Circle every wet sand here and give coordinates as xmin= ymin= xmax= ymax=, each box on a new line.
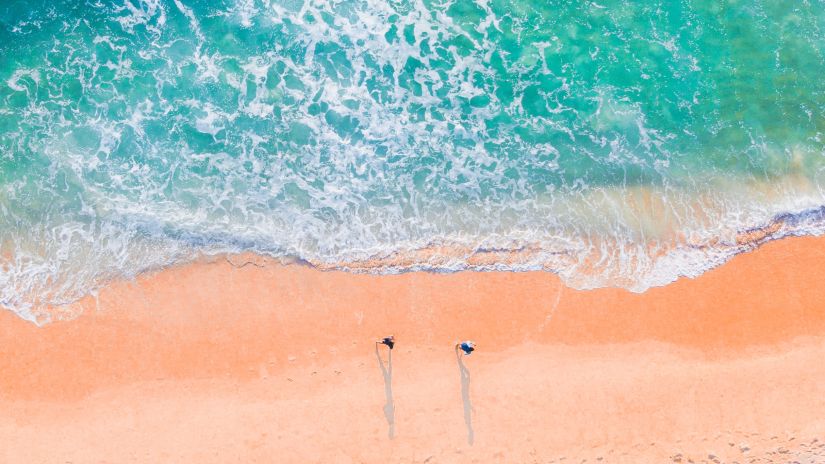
xmin=2 ymin=236 xmax=825 ymax=462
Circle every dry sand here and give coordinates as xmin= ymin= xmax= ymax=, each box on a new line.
xmin=2 ymin=236 xmax=825 ymax=463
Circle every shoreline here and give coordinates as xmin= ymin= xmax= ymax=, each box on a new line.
xmin=2 ymin=235 xmax=825 ymax=462
xmin=6 ymin=198 xmax=825 ymax=326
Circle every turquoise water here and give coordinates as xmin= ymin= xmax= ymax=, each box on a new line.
xmin=2 ymin=0 xmax=825 ymax=322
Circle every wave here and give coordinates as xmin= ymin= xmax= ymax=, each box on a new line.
xmin=3 ymin=181 xmax=825 ymax=325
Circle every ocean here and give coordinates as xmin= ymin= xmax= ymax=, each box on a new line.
xmin=2 ymin=0 xmax=825 ymax=323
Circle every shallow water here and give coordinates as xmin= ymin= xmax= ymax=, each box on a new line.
xmin=2 ymin=0 xmax=825 ymax=322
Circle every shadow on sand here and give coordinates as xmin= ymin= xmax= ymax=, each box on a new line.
xmin=375 ymin=344 xmax=395 ymax=439
xmin=456 ymin=349 xmax=474 ymax=445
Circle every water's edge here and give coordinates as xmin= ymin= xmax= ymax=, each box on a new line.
xmin=7 ymin=203 xmax=823 ymax=327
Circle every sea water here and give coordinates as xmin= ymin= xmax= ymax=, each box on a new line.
xmin=2 ymin=0 xmax=825 ymax=323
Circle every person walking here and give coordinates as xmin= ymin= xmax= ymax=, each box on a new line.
xmin=456 ymin=340 xmax=476 ymax=355
xmin=377 ymin=335 xmax=395 ymax=350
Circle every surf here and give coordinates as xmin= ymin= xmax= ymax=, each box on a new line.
xmin=2 ymin=0 xmax=825 ymax=322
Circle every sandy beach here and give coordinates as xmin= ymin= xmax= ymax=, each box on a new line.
xmin=2 ymin=236 xmax=825 ymax=463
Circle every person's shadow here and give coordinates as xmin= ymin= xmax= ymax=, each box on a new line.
xmin=456 ymin=348 xmax=474 ymax=445
xmin=375 ymin=344 xmax=395 ymax=439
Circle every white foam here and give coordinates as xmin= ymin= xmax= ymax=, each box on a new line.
xmin=6 ymin=69 xmax=40 ymax=92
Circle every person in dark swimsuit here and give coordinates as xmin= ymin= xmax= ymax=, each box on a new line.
xmin=377 ymin=335 xmax=395 ymax=350
xmin=456 ymin=340 xmax=476 ymax=355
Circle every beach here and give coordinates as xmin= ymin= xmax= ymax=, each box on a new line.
xmin=1 ymin=235 xmax=824 ymax=463
xmin=5 ymin=1 xmax=825 ymax=462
